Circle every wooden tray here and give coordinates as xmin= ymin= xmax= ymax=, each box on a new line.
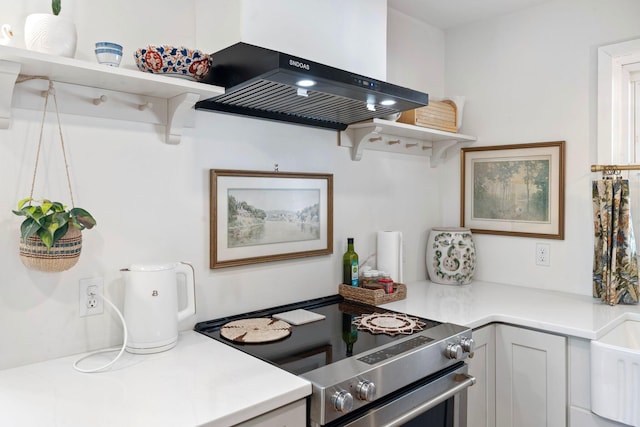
xmin=339 ymin=283 xmax=407 ymax=306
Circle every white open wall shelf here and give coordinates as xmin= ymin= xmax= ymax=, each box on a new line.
xmin=340 ymin=118 xmax=477 ymax=167
xmin=0 ymin=45 xmax=224 ymax=144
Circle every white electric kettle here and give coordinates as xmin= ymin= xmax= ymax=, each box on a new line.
xmin=121 ymin=262 xmax=195 ymax=354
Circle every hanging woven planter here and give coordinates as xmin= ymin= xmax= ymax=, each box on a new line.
xmin=19 ymin=225 xmax=82 ymax=272
xmin=12 ymin=79 xmax=96 ymax=273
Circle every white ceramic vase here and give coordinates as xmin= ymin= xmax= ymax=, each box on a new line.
xmin=24 ymin=13 xmax=77 ymax=58
xmin=426 ymin=227 xmax=476 ymax=285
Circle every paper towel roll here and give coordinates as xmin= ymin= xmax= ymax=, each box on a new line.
xmin=377 ymin=231 xmax=403 ymax=283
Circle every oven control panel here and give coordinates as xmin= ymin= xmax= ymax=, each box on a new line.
xmin=305 ymin=323 xmax=474 ymax=426
xmin=357 ymin=336 xmax=433 ymax=364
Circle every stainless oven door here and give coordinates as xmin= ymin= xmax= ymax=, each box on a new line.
xmin=341 ymin=365 xmax=475 ymax=427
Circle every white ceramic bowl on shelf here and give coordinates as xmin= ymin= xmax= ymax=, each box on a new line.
xmin=94 ymin=48 xmax=122 ymax=67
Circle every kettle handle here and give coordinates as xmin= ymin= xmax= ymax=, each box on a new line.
xmin=176 ymin=261 xmax=196 ymax=322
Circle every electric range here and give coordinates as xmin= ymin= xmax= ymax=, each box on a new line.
xmin=195 ymin=295 xmax=475 ymax=426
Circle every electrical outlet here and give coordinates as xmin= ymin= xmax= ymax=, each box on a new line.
xmin=536 ymin=243 xmax=550 ymax=266
xmin=79 ymin=277 xmax=104 ymax=317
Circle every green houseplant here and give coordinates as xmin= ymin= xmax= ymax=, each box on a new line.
xmin=13 ymin=197 xmax=96 ymax=250
xmin=13 ymin=198 xmax=96 ymax=272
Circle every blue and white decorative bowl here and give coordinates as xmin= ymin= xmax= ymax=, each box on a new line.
xmin=95 ymin=48 xmax=122 ymax=67
xmin=133 ymin=45 xmax=211 ymax=80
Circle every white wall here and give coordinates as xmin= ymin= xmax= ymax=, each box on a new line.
xmin=4 ymin=0 xmax=635 ymax=372
xmin=0 ymin=1 xmax=443 ymax=370
xmin=441 ymin=0 xmax=640 ymax=294
xmin=196 ymin=0 xmax=388 ymax=79
xmin=0 ymin=0 xmax=197 ymax=65
xmin=387 ymin=8 xmax=445 ymax=97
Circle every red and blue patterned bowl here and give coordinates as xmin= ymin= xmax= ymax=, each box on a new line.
xmin=133 ymin=45 xmax=211 ymax=80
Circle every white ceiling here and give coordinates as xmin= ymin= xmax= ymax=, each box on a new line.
xmin=387 ymin=0 xmax=553 ymax=29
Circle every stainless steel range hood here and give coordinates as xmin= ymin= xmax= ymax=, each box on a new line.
xmin=196 ymin=42 xmax=428 ymax=131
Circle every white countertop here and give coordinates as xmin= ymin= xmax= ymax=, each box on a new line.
xmin=4 ymin=280 xmax=639 ymax=426
xmin=381 ymin=280 xmax=640 ymax=340
xmin=0 ymin=331 xmax=311 ymax=427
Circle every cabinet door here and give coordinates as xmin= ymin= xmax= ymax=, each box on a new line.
xmin=467 ymin=325 xmax=496 ymax=427
xmin=496 ymin=325 xmax=566 ymax=427
xmin=238 ymin=399 xmax=306 ymax=426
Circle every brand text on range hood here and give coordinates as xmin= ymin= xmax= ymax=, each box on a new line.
xmin=196 ymin=43 xmax=429 ymax=131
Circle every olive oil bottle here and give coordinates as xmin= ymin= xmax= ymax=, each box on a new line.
xmin=343 ymin=238 xmax=359 ymax=287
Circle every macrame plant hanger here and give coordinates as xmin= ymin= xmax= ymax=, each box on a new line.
xmin=30 ymin=80 xmax=76 ymax=207
xmin=18 ymin=80 xmax=84 ymax=272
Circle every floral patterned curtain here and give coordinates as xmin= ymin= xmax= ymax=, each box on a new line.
xmin=593 ymin=178 xmax=639 ymax=305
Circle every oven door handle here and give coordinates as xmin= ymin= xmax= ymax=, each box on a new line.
xmin=384 ymin=373 xmax=476 ymax=427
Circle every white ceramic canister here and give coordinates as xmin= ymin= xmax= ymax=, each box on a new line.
xmin=426 ymin=227 xmax=476 ymax=285
xmin=24 ymin=13 xmax=77 ymax=57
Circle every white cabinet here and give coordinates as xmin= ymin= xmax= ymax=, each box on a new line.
xmin=468 ymin=325 xmax=496 ymax=427
xmin=468 ymin=324 xmax=567 ymax=427
xmin=236 ymin=399 xmax=306 ymax=427
xmin=496 ymin=324 xmax=567 ymax=427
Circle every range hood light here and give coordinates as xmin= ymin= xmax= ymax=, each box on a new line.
xmin=297 ymin=79 xmax=316 ymax=87
xmin=380 ymin=99 xmax=396 ymax=106
xmin=297 ymin=88 xmax=309 ymax=97
xmin=366 ymin=103 xmax=376 ymax=112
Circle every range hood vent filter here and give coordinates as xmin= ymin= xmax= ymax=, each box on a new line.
xmin=196 ymin=43 xmax=428 ymax=131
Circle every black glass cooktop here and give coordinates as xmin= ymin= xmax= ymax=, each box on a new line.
xmin=194 ymin=295 xmax=441 ymax=375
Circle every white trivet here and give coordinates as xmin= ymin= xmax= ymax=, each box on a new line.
xmin=220 ymin=318 xmax=292 ymax=343
xmin=353 ymin=313 xmax=427 ymax=336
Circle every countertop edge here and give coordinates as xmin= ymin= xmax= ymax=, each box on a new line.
xmin=380 ymin=280 xmax=640 ymax=341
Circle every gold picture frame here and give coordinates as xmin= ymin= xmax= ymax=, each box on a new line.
xmin=210 ymin=169 xmax=333 ymax=268
xmin=460 ymin=141 xmax=565 ymax=239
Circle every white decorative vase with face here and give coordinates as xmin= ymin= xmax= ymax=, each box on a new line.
xmin=426 ymin=227 xmax=476 ymax=285
xmin=24 ymin=13 xmax=77 ymax=58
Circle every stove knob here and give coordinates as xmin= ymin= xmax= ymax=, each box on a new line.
xmin=356 ymin=380 xmax=376 ymax=402
xmin=445 ymin=343 xmax=463 ymax=360
xmin=461 ymin=337 xmax=476 ymax=353
xmin=331 ymin=390 xmax=354 ymax=413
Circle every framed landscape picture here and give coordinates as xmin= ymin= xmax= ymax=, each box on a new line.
xmin=460 ymin=141 xmax=565 ymax=239
xmin=210 ymin=169 xmax=333 ymax=268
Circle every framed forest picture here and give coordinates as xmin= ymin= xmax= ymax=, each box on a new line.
xmin=460 ymin=141 xmax=565 ymax=239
